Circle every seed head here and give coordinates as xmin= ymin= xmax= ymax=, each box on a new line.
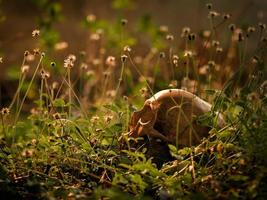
xmin=105 ymin=56 xmax=116 ymax=67
xmin=1 ymin=107 xmax=10 ymax=116
xmin=228 ymin=24 xmax=236 ymax=32
xmin=212 ymin=40 xmax=220 ymax=47
xmin=121 ymin=19 xmax=128 ymax=26
xmin=172 ymin=55 xmax=179 ymax=65
xmin=80 ymin=62 xmax=88 ymax=70
xmin=166 ymin=34 xmax=174 ymax=41
xmin=223 ymin=13 xmax=231 ymax=20
xmin=40 ymin=69 xmax=50 ymax=79
xmin=0 ymin=57 xmax=2 ymax=63
xmin=181 ymin=27 xmax=191 ymax=38
xmin=121 ymin=54 xmax=128 ymax=62
xmin=184 ymin=50 xmax=193 ymax=58
xmin=21 ymin=65 xmax=30 ymax=74
xmin=209 ymin=11 xmax=220 ymax=18
xmin=208 ymin=60 xmax=216 ymax=67
xmin=33 ymin=48 xmax=40 ymax=55
xmin=159 ymin=52 xmax=165 ymax=58
xmin=55 ymin=42 xmax=68 ymax=50
xmin=32 ymin=29 xmax=40 ymax=37
xmin=24 ymin=50 xmax=30 ymax=57
xmin=64 ymin=54 xmax=76 ymax=68
xmin=206 ymin=3 xmax=212 ymax=10
xmin=50 ymin=62 xmax=56 ymax=67
xmin=203 ymin=30 xmax=211 ymax=38
xmin=216 ymin=47 xmax=223 ymax=53
xmin=258 ymin=22 xmax=266 ymax=30
xmin=123 ymin=45 xmax=131 ymax=52
xmin=188 ymin=33 xmax=196 ymax=41
xmin=159 ymin=25 xmax=168 ymax=33
xmin=238 ymin=32 xmax=244 ymax=42
xmin=90 ymin=33 xmax=101 ymax=41
xmin=52 ymin=81 xmax=59 ymax=89
xmin=86 ymin=14 xmax=96 ymax=22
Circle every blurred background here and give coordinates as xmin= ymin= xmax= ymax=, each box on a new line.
xmin=0 ymin=0 xmax=266 ymax=105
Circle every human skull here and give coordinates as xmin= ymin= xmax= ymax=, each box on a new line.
xmin=128 ymin=89 xmax=224 ymax=147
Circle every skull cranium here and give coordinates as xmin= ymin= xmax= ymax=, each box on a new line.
xmin=128 ymin=89 xmax=224 ymax=147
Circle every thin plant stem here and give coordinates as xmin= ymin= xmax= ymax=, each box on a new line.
xmin=14 ymin=55 xmax=43 ymax=124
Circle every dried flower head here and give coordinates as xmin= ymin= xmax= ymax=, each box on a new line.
xmin=188 ymin=33 xmax=196 ymax=41
xmin=80 ymin=62 xmax=88 ymax=70
xmin=105 ymin=56 xmax=116 ymax=67
xmin=246 ymin=26 xmax=256 ymax=37
xmin=90 ymin=33 xmax=101 ymax=41
xmin=32 ymin=29 xmax=40 ymax=37
xmin=228 ymin=24 xmax=236 ymax=32
xmin=40 ymin=69 xmax=50 ymax=79
xmin=159 ymin=52 xmax=166 ymax=58
xmin=206 ymin=3 xmax=212 ymax=10
xmin=86 ymin=70 xmax=95 ymax=77
xmin=0 ymin=57 xmax=2 ymax=63
xmin=166 ymin=34 xmax=174 ymax=41
xmin=159 ymin=25 xmax=169 ymax=33
xmin=92 ymin=58 xmax=101 ymax=66
xmin=212 ymin=40 xmax=220 ymax=47
xmin=216 ymin=47 xmax=223 ymax=53
xmin=52 ymin=81 xmax=59 ymax=89
xmin=1 ymin=107 xmax=10 ymax=116
xmin=208 ymin=60 xmax=216 ymax=67
xmin=184 ymin=50 xmax=193 ymax=58
xmin=121 ymin=19 xmax=128 ymax=26
xmin=55 ymin=41 xmax=68 ymax=50
xmin=203 ymin=30 xmax=211 ymax=38
xmin=50 ymin=62 xmax=56 ymax=67
xmin=33 ymin=48 xmax=40 ymax=55
xmin=223 ymin=13 xmax=231 ymax=20
xmin=64 ymin=54 xmax=76 ymax=68
xmin=209 ymin=11 xmax=220 ymax=18
xmin=86 ymin=14 xmax=96 ymax=22
xmin=238 ymin=32 xmax=244 ymax=42
xmin=121 ymin=54 xmax=128 ymax=62
xmin=21 ymin=65 xmax=30 ymax=74
xmin=181 ymin=27 xmax=191 ymax=37
xmin=123 ymin=45 xmax=131 ymax=52
xmin=172 ymin=55 xmax=179 ymax=65
xmin=258 ymin=22 xmax=266 ymax=30
xmin=24 ymin=50 xmax=30 ymax=57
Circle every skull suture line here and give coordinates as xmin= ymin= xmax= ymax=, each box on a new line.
xmin=128 ymin=89 xmax=224 ymax=147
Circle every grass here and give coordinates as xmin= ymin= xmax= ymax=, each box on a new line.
xmin=0 ymin=2 xmax=267 ymax=199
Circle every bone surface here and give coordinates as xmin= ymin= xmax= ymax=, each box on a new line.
xmin=129 ymin=89 xmax=224 ymax=147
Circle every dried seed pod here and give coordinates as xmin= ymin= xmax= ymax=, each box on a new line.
xmin=128 ymin=89 xmax=224 ymax=147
